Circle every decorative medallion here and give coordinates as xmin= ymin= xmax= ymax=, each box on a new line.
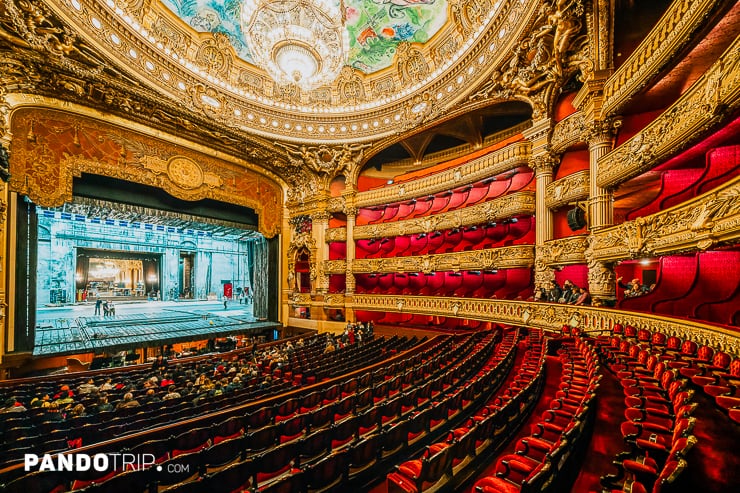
xmin=167 ymin=156 xmax=204 ymax=190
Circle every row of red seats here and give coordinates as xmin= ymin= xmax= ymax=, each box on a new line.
xmin=356 ymin=168 xmax=534 ymax=227
xmin=355 ymin=216 xmax=534 ymax=259
xmin=626 ymin=144 xmax=739 ymax=220
xmin=3 ymin=333 xmax=491 ymax=492
xmin=618 ymin=250 xmax=739 ymax=326
xmin=474 ymin=337 xmax=601 ymax=493
xmin=385 ymin=329 xmax=530 ymax=492
xmin=600 ymin=335 xmax=698 ymax=493
xmin=594 ymin=323 xmax=739 ymax=421
xmin=355 ymin=268 xmax=533 ymax=300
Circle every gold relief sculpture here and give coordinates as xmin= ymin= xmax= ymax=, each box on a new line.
xmin=602 ymin=0 xmax=726 ymax=117
xmin=349 ymin=295 xmax=740 ymax=357
xmin=539 ymin=236 xmax=588 ymax=266
xmin=336 ymin=67 xmax=366 ymax=105
xmin=550 ymin=111 xmax=585 ymax=152
xmin=450 ymin=0 xmax=492 ymax=36
xmin=598 ymin=38 xmax=740 ymax=188
xmin=195 ymin=33 xmax=233 ymax=78
xmin=356 ymin=142 xmax=531 ymax=208
xmin=354 ymin=191 xmax=535 ymax=239
xmin=591 ymin=176 xmax=740 ymax=262
xmin=323 ymin=260 xmax=347 ymax=275
xmin=545 ymin=170 xmax=589 ymax=209
xmin=323 ymin=294 xmax=346 ymax=307
xmin=325 ymin=227 xmax=347 ymax=243
xmin=534 ymin=249 xmax=556 ymax=291
xmin=275 ymin=142 xmax=372 ymax=178
xmin=349 ymin=245 xmax=534 ymax=274
xmin=396 ymin=42 xmax=430 ymax=87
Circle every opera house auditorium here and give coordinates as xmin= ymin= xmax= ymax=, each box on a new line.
xmin=0 ymin=0 xmax=738 ymax=492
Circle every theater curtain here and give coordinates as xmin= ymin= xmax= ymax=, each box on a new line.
xmin=252 ymin=237 xmax=269 ymax=319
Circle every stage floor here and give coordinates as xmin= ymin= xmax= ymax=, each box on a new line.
xmin=33 ymin=300 xmax=279 ymax=356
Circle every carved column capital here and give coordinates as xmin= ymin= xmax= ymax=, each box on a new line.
xmin=585 ymin=235 xmax=616 ymax=301
xmin=583 ymin=117 xmax=622 ymax=147
xmin=531 ymin=152 xmax=559 ymax=177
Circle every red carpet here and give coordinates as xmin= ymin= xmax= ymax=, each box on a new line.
xmin=570 ymin=364 xmax=626 ymax=492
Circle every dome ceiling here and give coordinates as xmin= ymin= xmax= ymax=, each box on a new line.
xmin=49 ymin=0 xmax=538 ymax=145
xmin=161 ymin=0 xmax=449 ymax=75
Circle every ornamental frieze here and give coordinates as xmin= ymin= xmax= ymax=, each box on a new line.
xmin=550 ymin=111 xmax=585 ymax=153
xmin=349 ymin=295 xmax=740 ymax=356
xmin=325 ymin=228 xmax=347 ymax=243
xmin=348 ymin=245 xmax=534 ymax=274
xmin=324 ymin=260 xmax=347 ymax=275
xmin=355 ymin=142 xmax=531 ymax=208
xmin=538 ymin=236 xmax=588 ymax=266
xmin=323 ymin=294 xmax=346 ymax=308
xmin=602 ymin=0 xmax=728 ymax=117
xmin=545 ymin=170 xmax=589 ymax=209
xmin=6 ymin=108 xmax=282 ymax=237
xmin=598 ymin=38 xmax=740 ymax=188
xmin=590 ymin=175 xmax=740 ymax=262
xmin=354 ymin=191 xmax=535 ymax=240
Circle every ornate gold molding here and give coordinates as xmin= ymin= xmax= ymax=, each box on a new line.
xmin=6 ymin=107 xmax=283 ymax=237
xmin=539 ymin=236 xmax=589 ymax=266
xmin=324 ymin=260 xmax=347 ymax=275
xmin=349 ymin=295 xmax=740 ymax=356
xmin=602 ymin=0 xmax=728 ymax=117
xmin=598 ymin=37 xmax=740 ymax=188
xmin=545 ymin=170 xmax=590 ymax=209
xmin=346 ymin=245 xmax=534 ymax=274
xmin=325 ymin=227 xmax=347 ymax=243
xmin=550 ymin=111 xmax=586 ymax=153
xmin=323 ymin=294 xmax=347 ymax=308
xmin=353 ymin=191 xmax=535 ymax=240
xmin=590 ymin=174 xmax=740 ymax=262
xmin=355 ymin=142 xmax=531 ymax=208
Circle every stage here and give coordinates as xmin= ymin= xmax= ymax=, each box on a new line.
xmin=33 ymin=300 xmax=280 ymax=357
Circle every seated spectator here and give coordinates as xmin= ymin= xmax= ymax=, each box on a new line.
xmin=618 ymin=277 xmax=645 ymax=298
xmin=142 ymin=388 xmax=161 ymax=404
xmin=53 ymin=384 xmax=74 ymax=400
xmin=573 ymin=287 xmax=591 ymax=306
xmin=45 ymin=402 xmax=65 ymax=421
xmin=547 ymin=280 xmax=562 ymax=302
xmin=77 ymin=378 xmax=98 ymax=395
xmin=160 ymin=374 xmax=175 ymax=387
xmin=99 ymin=378 xmax=113 ymax=391
xmin=162 ymin=385 xmax=181 ymax=401
xmin=96 ymin=394 xmax=113 ymax=413
xmin=151 ymin=355 xmax=168 ymax=371
xmin=1 ymin=397 xmax=26 ymax=413
xmin=68 ymin=403 xmax=85 ymax=418
xmin=116 ymin=392 xmax=140 ymax=410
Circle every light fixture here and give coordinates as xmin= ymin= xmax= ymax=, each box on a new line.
xmin=241 ymin=0 xmax=348 ymax=90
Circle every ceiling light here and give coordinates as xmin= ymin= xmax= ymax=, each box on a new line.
xmin=241 ymin=0 xmax=348 ymax=91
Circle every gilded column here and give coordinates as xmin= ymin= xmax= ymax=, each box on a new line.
xmin=532 ymin=153 xmax=557 ymax=246
xmin=343 ymin=198 xmax=357 ymax=323
xmin=312 ymin=209 xmax=331 ymax=296
xmin=587 ymin=120 xmax=619 ymax=230
xmin=343 ymin=198 xmax=357 ymax=296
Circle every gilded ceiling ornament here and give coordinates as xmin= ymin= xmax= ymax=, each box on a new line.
xmin=195 ymin=33 xmax=233 ymax=78
xmin=449 ymin=0 xmax=492 ymax=36
xmin=396 ymin=42 xmax=430 ymax=87
xmin=275 ymin=142 xmax=371 ymax=178
xmin=336 ymin=66 xmax=366 ymax=105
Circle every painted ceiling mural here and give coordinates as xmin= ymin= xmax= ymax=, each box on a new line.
xmin=160 ymin=0 xmax=449 ymax=74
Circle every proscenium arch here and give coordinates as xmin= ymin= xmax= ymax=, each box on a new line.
xmin=5 ymin=100 xmax=284 ymax=238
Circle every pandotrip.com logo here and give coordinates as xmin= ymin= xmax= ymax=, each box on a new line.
xmin=25 ymin=453 xmax=162 ymax=472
